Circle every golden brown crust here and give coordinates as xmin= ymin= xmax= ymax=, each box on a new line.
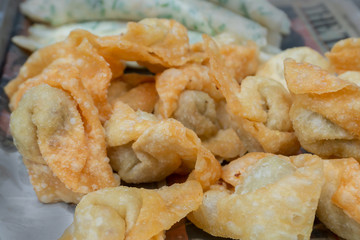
xmin=188 ymin=153 xmax=324 ymax=239
xmin=326 ymin=38 xmax=360 ymax=73
xmin=105 ymin=101 xmax=221 ymax=189
xmin=10 ymin=82 xmax=118 ymax=199
xmin=60 ymin=181 xmax=203 ymax=240
xmin=257 ymin=47 xmax=330 ymax=91
xmin=204 ymin=35 xmax=299 ymax=155
xmin=317 ymin=159 xmax=360 ymax=240
xmin=285 ymin=59 xmax=360 ymax=160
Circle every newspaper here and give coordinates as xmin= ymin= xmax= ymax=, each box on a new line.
xmin=272 ymin=0 xmax=360 ymax=53
xmin=1 ymin=0 xmax=359 ymax=240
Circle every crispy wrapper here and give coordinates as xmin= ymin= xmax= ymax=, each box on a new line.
xmin=256 ymin=47 xmax=330 ymax=91
xmin=339 ymin=71 xmax=360 ymax=86
xmin=219 ymin=43 xmax=259 ymax=83
xmin=6 ymin=30 xmax=125 ymax=121
xmin=60 ymin=180 xmax=203 ymax=240
xmin=204 ymin=35 xmax=299 ymax=155
xmin=23 ymin=159 xmax=83 ymax=203
xmin=317 ymin=159 xmax=360 ymax=240
xmin=285 ymin=59 xmax=360 ymax=159
xmin=6 ymin=18 xmax=203 ymax=119
xmin=188 ymin=153 xmax=324 ymax=239
xmin=99 ymin=19 xmax=205 ymax=70
xmin=203 ymin=128 xmax=246 ymax=160
xmin=10 ymin=74 xmax=118 ymax=201
xmin=155 ymin=64 xmax=222 ymax=119
xmin=105 ymin=102 xmax=221 ymax=189
xmin=326 ymin=38 xmax=360 ymax=74
xmin=108 ymin=73 xmax=158 ymax=112
xmin=155 ymin=63 xmax=246 ymax=159
xmin=172 ymin=90 xmax=218 ymax=139
xmin=192 ymin=39 xmax=259 ymax=83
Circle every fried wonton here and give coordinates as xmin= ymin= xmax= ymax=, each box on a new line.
xmin=155 ymin=64 xmax=222 ymax=119
xmin=6 ymin=30 xmax=124 ymax=121
xmin=326 ymin=38 xmax=360 ymax=74
xmin=204 ymin=35 xmax=299 ymax=155
xmin=10 ymin=83 xmax=118 ymax=203
xmin=6 ymin=18 xmax=204 ymax=119
xmin=203 ymin=128 xmax=246 ymax=160
xmin=105 ymin=101 xmax=221 ymax=189
xmin=99 ymin=19 xmax=205 ymax=71
xmin=173 ymin=90 xmax=218 ymax=139
xmin=60 ymin=180 xmax=203 ymax=240
xmin=256 ymin=47 xmax=330 ymax=91
xmin=108 ymin=73 xmax=158 ymax=112
xmin=285 ymin=59 xmax=360 ymax=160
xmin=217 ymin=41 xmax=259 ymax=83
xmin=317 ymin=158 xmax=360 ymax=240
xmin=188 ymin=152 xmax=324 ymax=239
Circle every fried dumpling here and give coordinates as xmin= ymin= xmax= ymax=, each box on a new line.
xmin=10 ymin=80 xmax=118 ymax=203
xmin=173 ymin=90 xmax=218 ymax=139
xmin=155 ymin=64 xmax=222 ymax=119
xmin=326 ymin=38 xmax=360 ymax=74
xmin=6 ymin=18 xmax=202 ymax=120
xmin=285 ymin=59 xmax=360 ymax=160
xmin=108 ymin=73 xmax=158 ymax=112
xmin=256 ymin=46 xmax=330 ymax=91
xmin=203 ymin=35 xmax=300 ymax=155
xmin=317 ymin=158 xmax=360 ymax=240
xmin=105 ymin=101 xmax=221 ymax=189
xmin=5 ymin=30 xmax=124 ymax=121
xmin=188 ymin=153 xmax=324 ymax=239
xmin=60 ymin=180 xmax=203 ymax=240
xmin=191 ymin=37 xmax=259 ymax=83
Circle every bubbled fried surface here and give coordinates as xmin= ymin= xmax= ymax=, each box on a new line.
xmin=285 ymin=59 xmax=360 ymax=160
xmin=105 ymin=102 xmax=221 ymax=189
xmin=317 ymin=159 xmax=360 ymax=240
xmin=10 ymin=84 xmax=118 ymax=202
xmin=188 ymin=153 xmax=323 ymax=240
xmin=60 ymin=181 xmax=203 ymax=240
xmin=326 ymin=38 xmax=360 ymax=74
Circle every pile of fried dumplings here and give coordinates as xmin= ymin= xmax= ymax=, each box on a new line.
xmin=6 ymin=18 xmax=360 ymax=240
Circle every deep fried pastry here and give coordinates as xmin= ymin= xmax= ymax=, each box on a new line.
xmin=203 ymin=128 xmax=246 ymax=160
xmin=339 ymin=71 xmax=360 ymax=86
xmin=6 ymin=18 xmax=204 ymax=119
xmin=317 ymin=159 xmax=360 ymax=240
xmin=203 ymin=35 xmax=299 ymax=155
xmin=155 ymin=64 xmax=222 ymax=119
xmin=173 ymin=90 xmax=218 ymax=139
xmin=188 ymin=153 xmax=324 ymax=239
xmin=60 ymin=180 xmax=203 ymax=240
xmin=285 ymin=59 xmax=360 ymax=160
xmin=10 ymin=80 xmax=118 ymax=202
xmin=218 ymin=41 xmax=259 ymax=83
xmin=256 ymin=47 xmax=330 ymax=91
xmin=23 ymin=159 xmax=83 ymax=203
xmin=99 ymin=19 xmax=205 ymax=70
xmin=326 ymin=38 xmax=360 ymax=74
xmin=191 ymin=37 xmax=259 ymax=83
xmin=6 ymin=30 xmax=125 ymax=121
xmin=105 ymin=102 xmax=221 ymax=189
xmin=108 ymin=74 xmax=158 ymax=112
